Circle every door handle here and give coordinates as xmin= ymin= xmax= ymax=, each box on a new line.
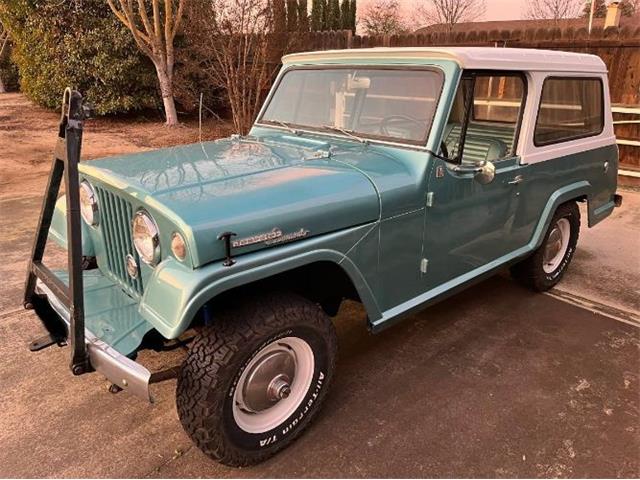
xmin=508 ymin=175 xmax=524 ymax=185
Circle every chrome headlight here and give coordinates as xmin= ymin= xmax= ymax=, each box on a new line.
xmin=171 ymin=232 xmax=187 ymax=261
xmin=79 ymin=180 xmax=99 ymax=226
xmin=132 ymin=210 xmax=160 ymax=265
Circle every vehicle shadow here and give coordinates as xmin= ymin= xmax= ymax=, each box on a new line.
xmin=150 ymin=274 xmax=638 ymax=478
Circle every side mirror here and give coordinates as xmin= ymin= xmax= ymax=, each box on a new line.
xmin=452 ymin=160 xmax=496 ymax=185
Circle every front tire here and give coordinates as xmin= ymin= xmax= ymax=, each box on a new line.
xmin=511 ymin=201 xmax=580 ymax=291
xmin=176 ymin=292 xmax=337 ymax=466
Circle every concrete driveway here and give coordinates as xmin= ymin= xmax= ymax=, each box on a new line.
xmin=1 ymin=194 xmax=638 ymax=478
xmin=0 ymin=94 xmax=638 ymax=478
xmin=1 ymin=277 xmax=638 ymax=478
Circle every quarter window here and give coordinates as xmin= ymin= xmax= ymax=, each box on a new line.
xmin=534 ymin=77 xmax=604 ymax=146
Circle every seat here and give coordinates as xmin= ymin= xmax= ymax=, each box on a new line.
xmin=444 ymin=123 xmax=512 ymax=164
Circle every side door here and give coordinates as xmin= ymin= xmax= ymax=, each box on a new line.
xmin=422 ymin=71 xmax=530 ymax=289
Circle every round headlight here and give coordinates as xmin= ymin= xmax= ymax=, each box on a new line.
xmin=79 ymin=180 xmax=99 ymax=226
xmin=132 ymin=210 xmax=160 ymax=265
xmin=171 ymin=232 xmax=187 ymax=261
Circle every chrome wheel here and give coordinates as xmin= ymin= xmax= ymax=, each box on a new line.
xmin=233 ymin=337 xmax=314 ymax=434
xmin=543 ymin=218 xmax=570 ymax=274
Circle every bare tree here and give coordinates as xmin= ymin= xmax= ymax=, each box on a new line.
xmin=185 ymin=0 xmax=288 ymax=135
xmin=360 ymin=0 xmax=408 ymax=35
xmin=621 ymin=0 xmax=640 ymax=15
xmin=580 ymin=0 xmax=640 ymax=18
xmin=524 ymin=0 xmax=583 ymax=21
xmin=417 ymin=0 xmax=486 ymax=32
xmin=0 ymin=22 xmax=9 ymax=93
xmin=106 ymin=0 xmax=186 ymax=126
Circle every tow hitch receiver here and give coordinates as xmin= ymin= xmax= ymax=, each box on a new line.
xmin=24 ymin=88 xmax=94 ymax=376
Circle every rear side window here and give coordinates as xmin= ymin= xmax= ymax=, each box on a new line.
xmin=534 ymin=77 xmax=604 ymax=146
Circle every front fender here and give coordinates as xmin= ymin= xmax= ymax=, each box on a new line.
xmin=137 ymin=223 xmax=382 ymax=339
xmin=48 ymin=196 xmax=95 ymax=256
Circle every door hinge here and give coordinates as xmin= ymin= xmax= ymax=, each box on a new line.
xmin=426 ymin=192 xmax=434 ymax=207
xmin=420 ymin=258 xmax=429 ymax=274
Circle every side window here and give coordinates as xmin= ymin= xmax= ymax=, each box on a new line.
xmin=534 ymin=77 xmax=604 ymax=146
xmin=444 ymin=73 xmax=525 ymax=165
xmin=473 ymin=75 xmax=524 ymax=125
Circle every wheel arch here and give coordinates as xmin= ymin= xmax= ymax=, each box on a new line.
xmin=177 ymin=252 xmax=382 ymax=335
xmin=205 ymin=261 xmax=362 ymax=317
xmin=530 ymin=181 xmax=589 ymax=251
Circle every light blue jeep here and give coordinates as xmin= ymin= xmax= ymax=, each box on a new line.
xmin=27 ymin=47 xmax=621 ymax=466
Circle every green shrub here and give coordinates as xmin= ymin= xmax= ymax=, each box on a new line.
xmin=0 ymin=41 xmax=19 ymax=92
xmin=0 ymin=0 xmax=159 ymax=114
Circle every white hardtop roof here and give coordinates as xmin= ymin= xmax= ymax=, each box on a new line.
xmin=282 ymin=47 xmax=607 ymax=73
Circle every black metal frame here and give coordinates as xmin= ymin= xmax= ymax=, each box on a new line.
xmin=24 ymin=89 xmax=93 ymax=376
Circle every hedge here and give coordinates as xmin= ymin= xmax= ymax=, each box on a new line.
xmin=0 ymin=0 xmax=159 ymax=114
xmin=0 ymin=41 xmax=19 ymax=92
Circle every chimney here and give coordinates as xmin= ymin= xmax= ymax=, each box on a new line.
xmin=605 ymin=1 xmax=622 ymax=28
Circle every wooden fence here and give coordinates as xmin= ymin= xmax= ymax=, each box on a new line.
xmin=283 ymin=26 xmax=640 ymax=167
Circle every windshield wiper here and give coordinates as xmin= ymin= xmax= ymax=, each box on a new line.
xmin=270 ymin=120 xmax=301 ymax=135
xmin=322 ymin=125 xmax=368 ymax=145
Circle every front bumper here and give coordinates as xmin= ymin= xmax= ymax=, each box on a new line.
xmin=33 ymin=271 xmax=155 ymax=402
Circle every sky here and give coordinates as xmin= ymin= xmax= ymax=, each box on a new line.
xmin=471 ymin=0 xmax=529 ymax=20
xmin=370 ymin=0 xmax=531 ymax=23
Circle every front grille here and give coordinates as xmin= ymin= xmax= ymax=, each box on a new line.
xmin=94 ymin=186 xmax=144 ymax=297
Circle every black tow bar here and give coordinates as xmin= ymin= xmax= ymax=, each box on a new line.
xmin=24 ymin=88 xmax=94 ymax=376
xmin=614 ymin=193 xmax=623 ymax=208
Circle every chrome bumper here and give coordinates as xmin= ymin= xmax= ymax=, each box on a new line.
xmin=35 ymin=280 xmax=153 ymax=402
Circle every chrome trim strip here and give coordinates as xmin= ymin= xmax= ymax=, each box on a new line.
xmin=34 ymin=280 xmax=153 ymax=402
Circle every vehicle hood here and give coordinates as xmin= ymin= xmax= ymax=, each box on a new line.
xmin=79 ymin=136 xmax=381 ymax=267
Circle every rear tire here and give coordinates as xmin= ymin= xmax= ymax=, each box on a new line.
xmin=510 ymin=202 xmax=580 ymax=292
xmin=176 ymin=292 xmax=337 ymax=467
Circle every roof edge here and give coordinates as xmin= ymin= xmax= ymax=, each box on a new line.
xmin=281 ymin=47 xmax=607 ymax=73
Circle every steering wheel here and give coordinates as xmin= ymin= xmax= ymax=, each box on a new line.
xmin=379 ymin=114 xmax=424 ymax=137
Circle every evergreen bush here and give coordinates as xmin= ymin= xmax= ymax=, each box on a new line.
xmin=0 ymin=0 xmax=158 ymax=114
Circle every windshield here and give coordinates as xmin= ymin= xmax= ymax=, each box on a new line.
xmin=259 ymin=67 xmax=444 ymax=145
